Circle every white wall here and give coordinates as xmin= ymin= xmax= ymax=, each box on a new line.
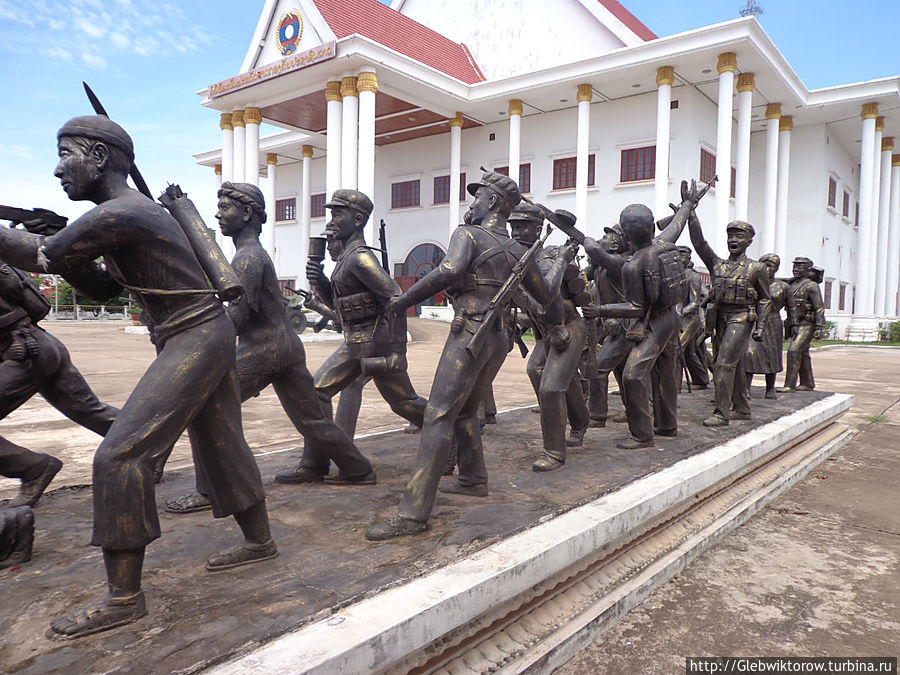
xmin=268 ymin=90 xmax=862 ymax=317
xmin=398 ymin=0 xmax=626 ymax=80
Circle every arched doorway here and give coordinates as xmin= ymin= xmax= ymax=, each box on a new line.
xmin=394 ymin=243 xmax=446 ymax=316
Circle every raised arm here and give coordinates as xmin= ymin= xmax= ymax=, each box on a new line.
xmin=395 ymin=227 xmax=475 ymax=311
xmin=657 ymin=180 xmax=701 ymax=245
xmin=687 ymin=210 xmax=717 ymax=273
xmin=582 ymin=237 xmax=624 ymax=276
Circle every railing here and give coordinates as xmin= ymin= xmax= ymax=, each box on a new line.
xmin=47 ymin=305 xmax=130 ymax=321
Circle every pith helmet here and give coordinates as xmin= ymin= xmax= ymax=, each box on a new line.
xmin=726 ymin=220 xmax=755 ymax=237
xmin=466 ymin=169 xmax=521 ymax=209
xmin=325 ymin=189 xmax=374 ymax=218
xmin=508 ymin=202 xmax=544 ymax=224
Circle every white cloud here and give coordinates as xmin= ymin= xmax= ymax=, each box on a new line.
xmin=110 ymin=32 xmax=130 ymax=49
xmin=81 ymin=51 xmax=107 ymax=69
xmin=1 ymin=0 xmax=214 ymax=63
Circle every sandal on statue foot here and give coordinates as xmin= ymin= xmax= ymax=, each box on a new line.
xmin=532 ymin=454 xmax=565 ymax=472
xmin=48 ymin=592 xmax=147 ymax=640
xmin=164 ymin=492 xmax=211 ymax=514
xmin=274 ymin=466 xmax=326 ymax=484
xmin=11 ymin=456 xmax=62 ymax=508
xmin=616 ymin=438 xmax=655 ymax=450
xmin=703 ymin=414 xmax=729 ymax=427
xmin=365 ymin=515 xmax=426 ymax=541
xmin=322 ymin=470 xmax=377 ymax=486
xmin=206 ymin=539 xmax=278 ymax=571
xmin=440 ymin=482 xmax=488 ymax=497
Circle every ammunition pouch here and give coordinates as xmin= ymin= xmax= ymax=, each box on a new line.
xmin=713 ymin=276 xmax=757 ymax=307
xmin=335 ymin=291 xmax=379 ymax=325
xmin=547 ymin=323 xmax=571 ymax=353
xmin=1 ymin=325 xmax=38 ymax=363
xmin=360 ymin=353 xmax=408 ymax=376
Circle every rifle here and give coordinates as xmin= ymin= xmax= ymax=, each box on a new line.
xmin=1 ymin=205 xmax=68 ymax=231
xmin=378 ymin=219 xmax=389 ymax=271
xmin=656 ymin=176 xmax=718 ymax=231
xmin=83 ymin=82 xmax=153 ymax=199
xmin=466 ymin=217 xmax=560 ymax=358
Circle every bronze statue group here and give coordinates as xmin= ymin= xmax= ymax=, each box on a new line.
xmin=0 ymin=115 xmax=824 ymax=639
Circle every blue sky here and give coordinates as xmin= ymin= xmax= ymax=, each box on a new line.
xmin=1 ymin=0 xmax=897 ymax=224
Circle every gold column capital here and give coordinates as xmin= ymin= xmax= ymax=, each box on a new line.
xmin=875 ymin=116 xmax=885 ymax=132
xmin=861 ymin=103 xmax=879 ymax=120
xmin=244 ymin=107 xmax=262 ymax=125
xmin=302 ymin=145 xmax=314 ymax=158
xmin=737 ymin=73 xmax=755 ymax=93
xmin=576 ymin=84 xmax=592 ymax=102
xmin=779 ymin=115 xmax=793 ymax=132
xmin=882 ymin=137 xmax=894 ymax=152
xmin=266 ymin=153 xmax=278 ymax=165
xmin=508 ymin=99 xmax=523 ymax=116
xmin=893 ymin=154 xmax=900 ymax=167
xmin=325 ymin=80 xmax=342 ymax=102
xmin=214 ymin=164 xmax=222 ymax=175
xmin=219 ymin=113 xmax=233 ymax=131
xmin=340 ymin=76 xmax=358 ymax=98
xmin=449 ymin=112 xmax=465 ymax=128
xmin=357 ymin=71 xmax=378 ymax=93
xmin=656 ymin=66 xmax=674 ymax=87
xmin=232 ymin=109 xmax=245 ymax=127
xmin=765 ymin=103 xmax=782 ymax=120
xmin=717 ymin=52 xmax=737 ymax=74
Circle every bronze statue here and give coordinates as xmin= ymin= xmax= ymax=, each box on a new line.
xmin=688 ymin=215 xmax=771 ymax=426
xmin=0 ymin=115 xmax=275 ymax=638
xmin=780 ymin=256 xmax=825 ymax=392
xmin=0 ymin=505 xmax=33 ymax=569
xmin=165 ymin=183 xmax=375 ymax=513
xmin=581 ymin=225 xmax=633 ymax=428
xmin=584 ymin=182 xmax=701 ymax=448
xmin=510 ymin=203 xmax=589 ymax=471
xmin=0 ymin=264 xmax=119 ymax=508
xmin=297 ymin=189 xmax=426 ymax=485
xmin=744 ymin=253 xmax=797 ymax=398
xmin=366 ymin=170 xmax=575 ymax=540
xmin=677 ymin=246 xmax=711 ymax=389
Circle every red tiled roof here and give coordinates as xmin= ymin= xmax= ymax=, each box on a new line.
xmin=313 ymin=0 xmax=485 ymax=84
xmin=597 ymin=0 xmax=657 ymax=41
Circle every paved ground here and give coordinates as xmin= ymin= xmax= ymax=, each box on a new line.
xmin=0 ymin=321 xmax=895 ymax=673
xmin=559 ymin=346 xmax=900 ymax=673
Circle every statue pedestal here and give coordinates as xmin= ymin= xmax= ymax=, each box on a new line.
xmin=2 ymin=388 xmax=852 ymax=674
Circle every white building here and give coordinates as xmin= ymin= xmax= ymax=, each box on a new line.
xmin=194 ymin=0 xmax=900 ymax=337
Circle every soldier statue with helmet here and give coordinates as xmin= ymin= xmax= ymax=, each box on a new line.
xmin=780 ymin=256 xmax=825 ymax=392
xmin=688 ymin=213 xmax=771 ymax=426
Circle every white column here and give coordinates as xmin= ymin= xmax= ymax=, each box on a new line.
xmin=300 ymin=145 xmax=313 ymax=289
xmin=775 ymin=115 xmax=792 ymax=264
xmin=508 ymin=99 xmax=522 ymax=185
xmin=762 ymin=104 xmax=781 ymax=254
xmin=868 ymin=117 xmax=884 ymax=313
xmin=357 ymin=71 xmax=378 ymax=247
xmin=244 ymin=107 xmax=261 ymax=186
xmin=325 ymin=81 xmax=342 ymax=201
xmin=875 ymin=136 xmax=894 ymax=315
xmin=213 ymin=164 xmax=224 ymax=251
xmin=575 ymin=84 xmax=592 ymax=226
xmin=357 ymin=72 xmax=377 ymax=193
xmin=231 ymin=110 xmax=245 ymax=183
xmin=715 ymin=52 xmax=737 ymax=251
xmin=448 ymin=112 xmax=464 ymax=242
xmin=263 ymin=153 xmax=277 ymax=262
xmin=219 ymin=113 xmax=234 ymax=182
xmin=340 ymin=76 xmax=358 ymax=190
xmin=886 ymin=154 xmax=900 ymax=316
xmin=654 ymin=67 xmax=673 ymax=219
xmin=855 ymin=104 xmax=879 ymax=316
xmin=734 ymin=73 xmax=754 ymax=222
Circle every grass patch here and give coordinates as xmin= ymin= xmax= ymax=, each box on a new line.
xmin=864 ymin=414 xmax=887 ymax=423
